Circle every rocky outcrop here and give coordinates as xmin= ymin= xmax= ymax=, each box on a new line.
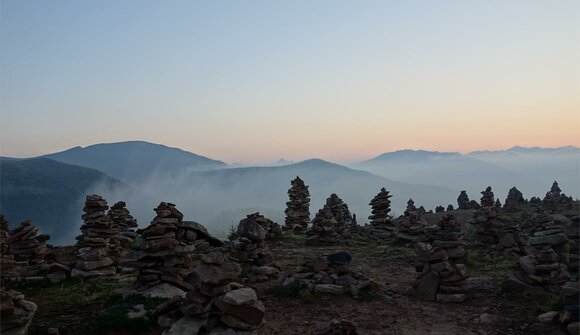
xmin=284 ymin=177 xmax=310 ymax=233
xmin=277 ymin=251 xmax=371 ymax=298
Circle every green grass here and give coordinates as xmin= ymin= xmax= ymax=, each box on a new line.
xmin=227 ymin=223 xmax=238 ymax=242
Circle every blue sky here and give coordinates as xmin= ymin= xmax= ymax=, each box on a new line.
xmin=1 ymin=1 xmax=578 ymax=163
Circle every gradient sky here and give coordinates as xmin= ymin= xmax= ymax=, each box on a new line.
xmin=1 ymin=0 xmax=579 ymax=164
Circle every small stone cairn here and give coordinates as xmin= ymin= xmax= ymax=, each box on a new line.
xmin=278 ymin=251 xmax=371 ymax=297
xmin=128 ymin=202 xmax=196 ymax=296
xmin=528 ymin=213 xmax=570 ymax=264
xmin=480 ymin=186 xmax=495 ymax=208
xmin=72 ymin=195 xmax=119 ymax=278
xmin=324 ymin=193 xmax=355 ymax=238
xmin=154 ymin=251 xmax=266 ymax=334
xmin=367 ymin=188 xmax=396 ymax=239
xmin=230 ymin=213 xmax=279 ymax=283
xmin=306 ymin=208 xmax=340 ymax=246
xmin=504 ymin=187 xmax=526 ymax=211
xmin=412 ymin=214 xmax=469 ymax=303
xmin=457 ymin=191 xmax=470 ymax=210
xmin=473 ymin=207 xmax=528 ymax=259
xmin=284 ymin=176 xmax=311 ymax=233
xmin=397 ymin=199 xmax=427 ymax=242
xmin=8 ymin=220 xmax=49 ymax=266
xmin=251 ymin=212 xmax=282 ymax=240
xmin=108 ymin=201 xmax=139 ymax=248
xmin=0 ymin=287 xmax=37 ymax=335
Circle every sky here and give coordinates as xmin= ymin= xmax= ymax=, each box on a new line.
xmin=1 ymin=0 xmax=579 ymax=164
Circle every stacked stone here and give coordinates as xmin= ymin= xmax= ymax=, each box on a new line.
xmin=397 ymin=199 xmax=427 ymax=242
xmin=447 ymin=205 xmax=454 ymax=211
xmin=367 ymin=188 xmax=396 ymax=239
xmin=306 ymin=208 xmax=340 ymax=246
xmin=494 ymin=199 xmax=502 ymax=208
xmin=457 ymin=191 xmax=470 ymax=209
xmin=230 ymin=213 xmax=279 ymax=283
xmin=468 ymin=200 xmax=480 ymax=210
xmin=543 ymin=181 xmax=574 ymax=210
xmin=284 ymin=176 xmax=311 ymax=233
xmin=324 ymin=193 xmax=355 ymax=237
xmin=435 ymin=206 xmax=445 ymax=213
xmin=562 ymin=218 xmax=579 ymax=271
xmin=155 ymin=251 xmax=266 ymax=334
xmin=72 ymin=195 xmax=118 ymax=278
xmin=278 ymin=251 xmax=371 ymax=297
xmin=528 ymin=214 xmax=569 ymax=265
xmin=108 ymin=201 xmax=139 ymax=248
xmin=8 ymin=220 xmax=49 ymax=265
xmin=480 ymin=186 xmax=495 ymax=207
xmin=0 ymin=215 xmax=15 ymax=270
xmin=413 ymin=214 xmax=469 ymax=303
xmin=0 ymin=287 xmax=37 ymax=335
xmin=127 ymin=202 xmax=196 ymax=296
xmin=504 ymin=187 xmax=526 ymax=211
xmin=251 ymin=212 xmax=282 ymax=240
xmin=474 ymin=207 xmax=528 ymax=259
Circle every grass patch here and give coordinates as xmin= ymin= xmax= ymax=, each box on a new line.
xmin=279 ymin=231 xmax=307 ymax=242
xmin=469 ymin=248 xmax=514 ymax=284
xmin=73 ymin=294 xmax=167 ymax=335
xmin=227 ymin=223 xmax=238 ymax=242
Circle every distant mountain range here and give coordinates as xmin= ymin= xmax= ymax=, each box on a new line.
xmin=0 ymin=157 xmax=126 ymax=244
xmin=42 ymin=141 xmax=226 ymax=183
xmin=1 ymin=141 xmax=577 ymax=244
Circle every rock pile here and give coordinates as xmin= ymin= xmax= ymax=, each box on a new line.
xmin=9 ymin=220 xmax=49 ymax=265
xmin=562 ymin=218 xmax=579 ymax=271
xmin=397 ymin=199 xmax=427 ymax=242
xmin=230 ymin=213 xmax=279 ymax=283
xmin=474 ymin=207 xmax=528 ymax=259
xmin=72 ymin=195 xmax=119 ymax=278
xmin=155 ymin=251 xmax=266 ymax=334
xmin=367 ymin=188 xmax=396 ymax=239
xmin=528 ymin=213 xmax=569 ymax=264
xmin=306 ymin=208 xmax=340 ymax=246
xmin=480 ymin=186 xmax=495 ymax=208
xmin=284 ymin=176 xmax=311 ymax=233
xmin=324 ymin=193 xmax=355 ymax=237
xmin=1 ymin=215 xmax=15 ymax=270
xmin=128 ymin=202 xmax=196 ymax=296
xmin=278 ymin=251 xmax=371 ymax=297
xmin=413 ymin=214 xmax=469 ymax=303
xmin=504 ymin=187 xmax=526 ymax=211
xmin=532 ymin=280 xmax=579 ymax=335
xmin=543 ymin=181 xmax=574 ymax=210
xmin=250 ymin=212 xmax=282 ymax=240
xmin=108 ymin=201 xmax=139 ymax=248
xmin=435 ymin=206 xmax=445 ymax=213
xmin=457 ymin=191 xmax=470 ymax=210
xmin=0 ymin=287 xmax=37 ymax=335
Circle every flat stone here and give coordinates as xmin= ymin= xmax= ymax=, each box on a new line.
xmin=215 ymin=298 xmax=265 ymax=326
xmin=314 ymin=284 xmax=344 ymax=295
xmin=537 ymin=311 xmax=558 ymax=324
xmin=249 ymin=266 xmax=278 ymax=277
xmin=76 ymin=257 xmax=114 ymax=271
xmin=192 ymin=261 xmax=241 ymax=286
xmin=222 ymin=288 xmax=257 ymax=306
xmin=139 ymin=283 xmax=187 ymax=299
xmin=529 ymin=233 xmax=568 ymax=246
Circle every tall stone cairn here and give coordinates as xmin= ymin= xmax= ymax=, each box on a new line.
xmin=457 ymin=191 xmax=470 ymax=210
xmin=129 ymin=202 xmax=195 ymax=294
xmin=0 ymin=215 xmax=15 ymax=270
xmin=0 ymin=287 xmax=37 ymax=335
xmin=8 ymin=220 xmax=49 ymax=265
xmin=504 ymin=187 xmax=526 ymax=211
xmin=108 ymin=201 xmax=139 ymax=248
xmin=72 ymin=195 xmax=118 ymax=278
xmin=284 ymin=176 xmax=310 ymax=233
xmin=480 ymin=186 xmax=495 ymax=208
xmin=367 ymin=188 xmax=396 ymax=239
xmin=324 ymin=193 xmax=355 ymax=237
xmin=413 ymin=214 xmax=469 ymax=303
xmin=306 ymin=208 xmax=340 ymax=246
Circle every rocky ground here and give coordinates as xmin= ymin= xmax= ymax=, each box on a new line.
xmin=11 ymin=233 xmax=549 ymax=335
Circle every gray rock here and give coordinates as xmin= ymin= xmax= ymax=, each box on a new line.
xmin=529 ymin=233 xmax=568 ymax=246
xmin=236 ymin=217 xmax=266 ymax=242
xmin=537 ymin=311 xmax=558 ymax=324
xmin=140 ymin=283 xmax=187 ymax=299
xmin=201 ymin=252 xmax=225 ymax=265
xmin=222 ymin=288 xmax=257 ymax=306
xmin=314 ymin=284 xmax=344 ymax=295
xmin=166 ymin=316 xmax=207 ymax=335
xmin=192 ymin=261 xmax=241 ymax=286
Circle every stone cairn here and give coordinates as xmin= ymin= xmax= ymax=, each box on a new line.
xmin=284 ymin=176 xmax=310 ymax=233
xmin=154 ymin=251 xmax=266 ymax=334
xmin=543 ymin=181 xmax=574 ymax=211
xmin=72 ymin=195 xmax=119 ymax=278
xmin=480 ymin=186 xmax=495 ymax=208
xmin=230 ymin=213 xmax=279 ymax=283
xmin=457 ymin=191 xmax=470 ymax=210
xmin=128 ymin=202 xmax=196 ymax=296
xmin=397 ymin=199 xmax=427 ymax=242
xmin=1 ymin=215 xmax=15 ymax=270
xmin=412 ymin=214 xmax=469 ymax=303
xmin=504 ymin=187 xmax=526 ymax=211
xmin=8 ymin=220 xmax=49 ymax=266
xmin=562 ymin=217 xmax=579 ymax=272
xmin=502 ymin=213 xmax=571 ymax=294
xmin=324 ymin=193 xmax=356 ymax=238
xmin=108 ymin=201 xmax=139 ymax=249
xmin=278 ymin=251 xmax=371 ymax=297
xmin=435 ymin=206 xmax=445 ymax=213
xmin=473 ymin=207 xmax=527 ymax=259
xmin=306 ymin=208 xmax=340 ymax=246
xmin=0 ymin=287 xmax=37 ymax=335
xmin=533 ymin=280 xmax=579 ymax=335
xmin=251 ymin=212 xmax=282 ymax=240
xmin=367 ymin=188 xmax=396 ymax=239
